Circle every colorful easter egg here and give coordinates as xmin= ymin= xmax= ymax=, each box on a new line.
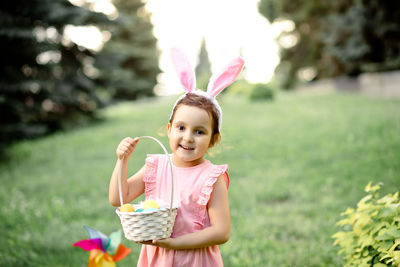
xmin=120 ymin=204 xmax=135 ymax=212
xmin=143 ymin=199 xmax=159 ymax=210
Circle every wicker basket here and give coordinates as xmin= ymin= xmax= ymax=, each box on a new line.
xmin=115 ymin=136 xmax=178 ymax=242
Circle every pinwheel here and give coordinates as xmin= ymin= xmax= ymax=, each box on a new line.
xmin=73 ymin=226 xmax=131 ymax=267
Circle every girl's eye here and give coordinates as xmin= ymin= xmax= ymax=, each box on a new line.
xmin=195 ymin=130 xmax=204 ymax=135
xmin=177 ymin=125 xmax=185 ymax=131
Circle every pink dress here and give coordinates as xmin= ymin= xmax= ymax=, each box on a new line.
xmin=137 ymin=154 xmax=230 ymax=267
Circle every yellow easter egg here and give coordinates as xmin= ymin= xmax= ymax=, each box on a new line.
xmin=143 ymin=199 xmax=159 ymax=209
xmin=120 ymin=203 xmax=135 ymax=212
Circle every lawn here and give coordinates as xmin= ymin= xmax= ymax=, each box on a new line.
xmin=1 ymin=91 xmax=399 ymax=266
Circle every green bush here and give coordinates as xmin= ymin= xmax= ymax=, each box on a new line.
xmin=332 ymin=182 xmax=400 ymax=266
xmin=227 ymin=80 xmax=254 ymax=97
xmin=249 ymin=83 xmax=274 ymax=101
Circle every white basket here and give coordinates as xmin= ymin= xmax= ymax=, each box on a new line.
xmin=115 ymin=136 xmax=178 ymax=242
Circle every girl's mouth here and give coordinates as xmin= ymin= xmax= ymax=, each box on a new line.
xmin=179 ymin=144 xmax=194 ymax=151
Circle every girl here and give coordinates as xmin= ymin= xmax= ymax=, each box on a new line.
xmin=108 ymin=48 xmax=244 ymax=266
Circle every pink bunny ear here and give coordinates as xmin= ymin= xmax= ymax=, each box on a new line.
xmin=207 ymin=56 xmax=244 ymax=98
xmin=170 ymin=47 xmax=196 ymax=93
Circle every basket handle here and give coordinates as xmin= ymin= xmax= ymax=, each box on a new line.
xmin=117 ymin=136 xmax=174 ymax=212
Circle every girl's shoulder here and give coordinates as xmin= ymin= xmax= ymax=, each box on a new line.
xmin=197 ymin=161 xmax=230 ymax=206
xmin=207 ymin=158 xmax=229 ymax=173
xmin=203 ymin=160 xmax=230 ymax=189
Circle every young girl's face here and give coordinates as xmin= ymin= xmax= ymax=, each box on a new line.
xmin=168 ymin=104 xmax=213 ymax=167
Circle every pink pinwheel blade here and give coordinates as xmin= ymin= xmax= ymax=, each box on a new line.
xmin=73 ymin=238 xmax=103 ymax=252
xmin=83 ymin=225 xmax=110 ymax=251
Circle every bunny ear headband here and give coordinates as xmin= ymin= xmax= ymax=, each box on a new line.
xmin=170 ymin=47 xmax=245 ymax=130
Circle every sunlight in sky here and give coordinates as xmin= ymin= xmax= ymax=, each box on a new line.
xmin=64 ymin=25 xmax=109 ymax=51
xmin=146 ymin=0 xmax=280 ymax=95
xmin=67 ymin=0 xmax=283 ymax=95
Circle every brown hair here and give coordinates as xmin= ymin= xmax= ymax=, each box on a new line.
xmin=169 ymin=93 xmax=220 ymax=147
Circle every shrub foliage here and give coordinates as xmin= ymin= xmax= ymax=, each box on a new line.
xmin=249 ymin=83 xmax=274 ymax=101
xmin=332 ymin=182 xmax=400 ymax=266
xmin=258 ymin=0 xmax=400 ymax=89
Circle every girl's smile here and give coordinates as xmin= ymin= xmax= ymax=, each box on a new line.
xmin=168 ymin=105 xmax=213 ymax=167
xmin=179 ymin=144 xmax=194 ymax=151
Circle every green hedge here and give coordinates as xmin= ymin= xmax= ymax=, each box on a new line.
xmin=333 ymin=182 xmax=400 ymax=266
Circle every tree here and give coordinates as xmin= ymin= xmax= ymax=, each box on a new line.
xmin=195 ymin=38 xmax=212 ymax=90
xmin=94 ymin=0 xmax=160 ymax=100
xmin=258 ymin=0 xmax=400 ymax=89
xmin=0 ymin=0 xmax=110 ymax=152
xmin=324 ymin=0 xmax=400 ymax=75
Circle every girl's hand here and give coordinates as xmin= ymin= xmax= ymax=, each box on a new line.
xmin=116 ymin=137 xmax=139 ymax=160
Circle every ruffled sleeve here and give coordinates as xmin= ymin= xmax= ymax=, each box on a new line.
xmin=197 ymin=164 xmax=229 ymax=206
xmin=143 ymin=155 xmax=158 ymax=197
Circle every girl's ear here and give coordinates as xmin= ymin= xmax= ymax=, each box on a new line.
xmin=207 ymin=56 xmax=244 ymax=98
xmin=167 ymin=123 xmax=172 ymax=139
xmin=170 ymin=47 xmax=196 ymax=93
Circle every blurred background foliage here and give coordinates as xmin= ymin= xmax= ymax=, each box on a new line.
xmin=0 ymin=0 xmax=159 ymax=153
xmin=94 ymin=0 xmax=160 ymax=101
xmin=1 ymin=0 xmax=400 ymax=154
xmin=258 ymin=0 xmax=400 ymax=89
xmin=195 ymin=38 xmax=212 ymax=90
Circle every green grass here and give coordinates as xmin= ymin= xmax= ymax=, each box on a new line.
xmin=1 ymin=91 xmax=399 ymax=266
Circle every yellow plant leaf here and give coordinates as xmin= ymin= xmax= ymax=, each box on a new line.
xmin=341 ymin=208 xmax=354 ymax=216
xmin=371 ymin=221 xmax=390 ymax=235
xmin=332 ymin=231 xmax=346 ymax=239
xmin=389 ymin=240 xmax=400 ymax=253
xmin=365 ymin=182 xmax=382 ymax=193
xmin=378 ymin=193 xmax=399 ymax=205
xmin=359 ymin=235 xmax=374 ymax=250
xmin=359 ymin=194 xmax=372 ymax=204
xmin=354 ymin=214 xmax=371 ymax=230
xmin=394 ymin=251 xmax=400 ymax=261
xmin=337 ymin=218 xmax=352 ymax=226
xmin=380 ymin=254 xmax=392 ymax=261
xmin=365 ymin=182 xmax=373 ymax=192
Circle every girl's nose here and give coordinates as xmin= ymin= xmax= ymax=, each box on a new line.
xmin=183 ymin=130 xmax=194 ymax=142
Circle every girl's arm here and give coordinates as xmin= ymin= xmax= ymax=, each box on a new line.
xmin=109 ymin=137 xmax=146 ymax=206
xmin=147 ymin=174 xmax=230 ymax=249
